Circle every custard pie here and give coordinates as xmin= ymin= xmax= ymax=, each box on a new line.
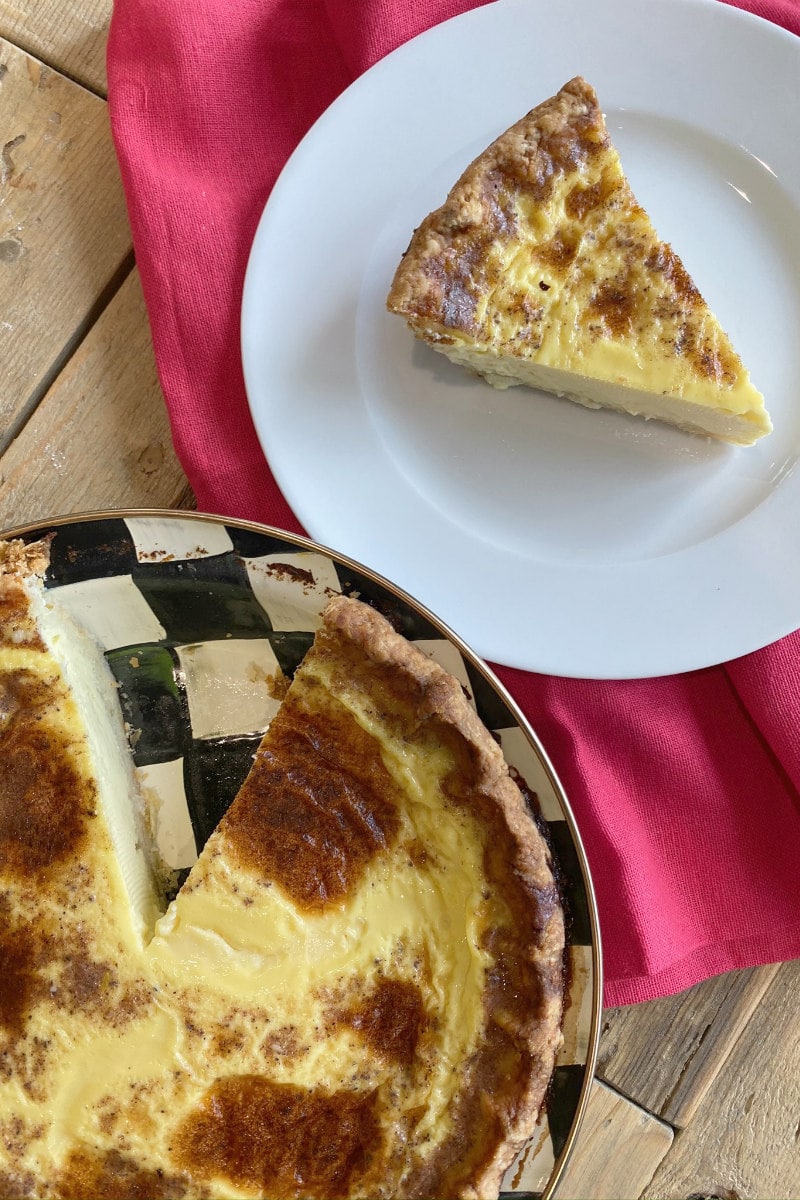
xmin=0 ymin=539 xmax=565 ymax=1199
xmin=387 ymin=76 xmax=771 ymax=445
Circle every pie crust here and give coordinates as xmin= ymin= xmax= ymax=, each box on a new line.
xmin=387 ymin=76 xmax=771 ymax=445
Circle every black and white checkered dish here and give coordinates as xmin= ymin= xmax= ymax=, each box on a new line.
xmin=5 ymin=510 xmax=601 ymax=1200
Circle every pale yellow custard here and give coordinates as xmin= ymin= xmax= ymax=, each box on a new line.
xmin=388 ymin=76 xmax=771 ymax=445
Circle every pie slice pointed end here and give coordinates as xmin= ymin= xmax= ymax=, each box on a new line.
xmin=387 ymin=76 xmax=771 ymax=445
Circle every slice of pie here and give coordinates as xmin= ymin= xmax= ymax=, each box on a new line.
xmin=0 ymin=539 xmax=566 ymax=1200
xmin=387 ymin=76 xmax=771 ymax=445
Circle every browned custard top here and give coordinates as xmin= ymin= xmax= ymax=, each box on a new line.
xmin=175 ymin=1077 xmax=381 ymax=1199
xmin=220 ymin=680 xmax=402 ymax=910
xmin=0 ymin=667 xmax=93 ymax=878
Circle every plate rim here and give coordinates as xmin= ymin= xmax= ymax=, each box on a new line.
xmin=0 ymin=504 xmax=603 ymax=1197
xmin=240 ymin=0 xmax=800 ymax=680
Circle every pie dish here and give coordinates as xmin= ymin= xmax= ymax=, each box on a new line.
xmin=0 ymin=511 xmax=600 ymax=1199
xmin=387 ymin=76 xmax=770 ymax=446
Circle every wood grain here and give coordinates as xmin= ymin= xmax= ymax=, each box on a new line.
xmin=553 ymin=1080 xmax=673 ymax=1200
xmin=599 ymin=964 xmax=781 ymax=1126
xmin=644 ymin=960 xmax=800 ymax=1200
xmin=0 ymin=0 xmax=110 ymax=94
xmin=0 ymin=268 xmax=192 ymax=529
xmin=0 ymin=35 xmax=131 ymax=442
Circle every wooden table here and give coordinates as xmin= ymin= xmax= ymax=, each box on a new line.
xmin=2 ymin=5 xmax=798 ymax=1197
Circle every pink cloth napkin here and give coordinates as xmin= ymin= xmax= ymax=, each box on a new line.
xmin=107 ymin=0 xmax=800 ymax=1007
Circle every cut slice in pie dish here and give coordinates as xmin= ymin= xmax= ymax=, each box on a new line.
xmin=0 ymin=539 xmax=566 ymax=1200
xmin=150 ymin=594 xmax=566 ymax=1198
xmin=387 ymin=76 xmax=771 ymax=446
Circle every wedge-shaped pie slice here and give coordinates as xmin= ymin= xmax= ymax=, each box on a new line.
xmin=387 ymin=76 xmax=771 ymax=445
xmin=0 ymin=541 xmax=565 ymax=1200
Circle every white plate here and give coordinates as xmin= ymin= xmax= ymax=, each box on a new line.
xmin=241 ymin=0 xmax=800 ymax=679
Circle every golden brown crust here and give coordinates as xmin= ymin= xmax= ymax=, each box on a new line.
xmin=0 ymin=535 xmax=51 ymax=580
xmin=0 ymin=537 xmax=52 ymax=649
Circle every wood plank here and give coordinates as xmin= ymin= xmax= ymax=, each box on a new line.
xmin=550 ymin=1080 xmax=673 ymax=1200
xmin=0 ymin=0 xmax=110 ymax=94
xmin=0 ymin=268 xmax=192 ymax=528
xmin=597 ymin=963 xmax=780 ymax=1126
xmin=645 ymin=959 xmax=800 ymax=1199
xmin=0 ymin=35 xmax=131 ymax=440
